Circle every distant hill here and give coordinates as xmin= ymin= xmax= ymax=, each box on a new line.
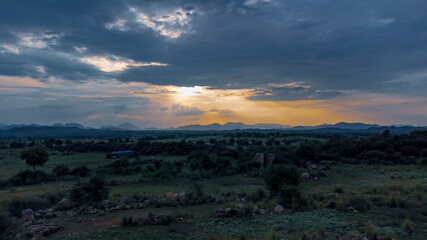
xmin=0 ymin=121 xmax=425 ymax=138
xmin=52 ymin=123 xmax=89 ymax=129
xmin=100 ymin=123 xmax=141 ymax=131
xmin=174 ymin=122 xmax=292 ymax=131
xmin=292 ymin=122 xmax=380 ymax=130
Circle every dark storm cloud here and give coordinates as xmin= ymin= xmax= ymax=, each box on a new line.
xmin=248 ymin=85 xmax=341 ymax=101
xmin=1 ymin=0 xmax=427 ymax=93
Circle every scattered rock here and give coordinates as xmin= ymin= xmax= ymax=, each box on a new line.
xmin=272 ymin=204 xmax=284 ymax=214
xmin=254 ymin=153 xmax=265 ymax=167
xmin=56 ymin=198 xmax=73 ymax=210
xmin=300 ymin=172 xmax=310 ymax=179
xmin=23 ymin=221 xmax=33 ymax=227
xmin=142 ymin=199 xmax=150 ymax=206
xmin=237 ymin=203 xmax=245 ymax=209
xmin=22 ymin=209 xmax=35 ymax=221
xmin=18 ymin=223 xmax=62 ymax=240
xmin=172 ymin=193 xmax=179 ymax=201
xmin=179 ymin=192 xmax=186 ymax=201
xmin=325 ymin=193 xmax=339 ymax=200
xmin=259 ymin=209 xmax=266 ymax=215
xmin=308 ymin=164 xmax=318 ymax=170
xmin=102 ymin=200 xmax=111 ymax=209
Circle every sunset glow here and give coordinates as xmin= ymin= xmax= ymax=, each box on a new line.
xmin=0 ymin=1 xmax=426 ymax=128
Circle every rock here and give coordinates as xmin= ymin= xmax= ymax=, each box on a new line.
xmin=165 ymin=191 xmax=174 ymax=199
xmin=102 ymin=200 xmax=111 ymax=209
xmin=45 ymin=212 xmax=53 ymax=218
xmin=254 ymin=153 xmax=265 ymax=167
xmin=54 ymin=211 xmax=62 ymax=217
xmin=125 ymin=205 xmax=131 ymax=210
xmin=273 ymin=204 xmax=284 ymax=214
xmin=173 ymin=193 xmax=179 ymax=201
xmin=237 ymin=203 xmax=245 ymax=209
xmin=300 ymin=172 xmax=310 ymax=179
xmin=23 ymin=221 xmax=33 ymax=227
xmin=252 ymin=207 xmax=259 ymax=214
xmin=67 ymin=210 xmax=76 ymax=217
xmin=22 ymin=209 xmax=35 ymax=221
xmin=119 ymin=197 xmax=127 ymax=204
xmin=347 ymin=207 xmax=358 ymax=213
xmin=259 ymin=209 xmax=266 ymax=215
xmin=142 ymin=199 xmax=150 ymax=207
xmin=325 ymin=193 xmax=339 ymax=200
xmin=265 ymin=154 xmax=275 ymax=166
xmin=179 ymin=192 xmax=186 ymax=201
xmin=56 ymin=198 xmax=73 ymax=210
xmin=307 ymin=164 xmax=318 ymax=170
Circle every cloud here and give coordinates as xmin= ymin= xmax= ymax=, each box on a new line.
xmin=171 ymin=104 xmax=203 ymax=116
xmin=248 ymin=84 xmax=341 ymax=101
xmin=127 ymin=7 xmax=196 ymax=38
xmin=0 ymin=44 xmax=20 ymax=54
xmin=79 ymin=55 xmax=167 ymax=72
xmin=105 ymin=19 xmax=127 ymax=31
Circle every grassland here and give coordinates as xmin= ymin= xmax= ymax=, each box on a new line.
xmin=0 ymin=133 xmax=426 ymax=239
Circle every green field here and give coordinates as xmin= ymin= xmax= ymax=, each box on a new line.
xmin=1 ymin=133 xmax=426 ymax=239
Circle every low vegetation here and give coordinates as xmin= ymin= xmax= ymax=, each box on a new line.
xmin=0 ymin=130 xmax=426 ymax=239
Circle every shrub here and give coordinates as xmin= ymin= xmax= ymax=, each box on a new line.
xmin=71 ymin=166 xmax=91 ymax=177
xmin=365 ymin=225 xmax=379 ymax=240
xmin=0 ymin=211 xmax=12 ymax=233
xmin=122 ymin=216 xmax=139 ymax=227
xmin=402 ymin=219 xmax=415 ymax=234
xmin=248 ymin=188 xmax=266 ymax=202
xmin=52 ymin=164 xmax=69 ymax=178
xmin=70 ymin=175 xmax=109 ymax=204
xmin=264 ymin=165 xmax=299 ymax=193
xmin=5 ymin=196 xmax=49 ymax=217
xmin=279 ymin=185 xmax=302 ymax=209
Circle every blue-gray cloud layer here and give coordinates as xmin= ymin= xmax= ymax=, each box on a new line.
xmin=1 ymin=0 xmax=426 ymax=93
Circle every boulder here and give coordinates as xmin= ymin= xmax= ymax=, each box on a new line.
xmin=172 ymin=193 xmax=179 ymax=201
xmin=265 ymin=154 xmax=275 ymax=166
xmin=300 ymin=172 xmax=310 ymax=179
xmin=325 ymin=193 xmax=339 ymax=200
xmin=142 ymin=199 xmax=150 ymax=207
xmin=179 ymin=192 xmax=186 ymax=201
xmin=272 ymin=204 xmax=284 ymax=214
xmin=254 ymin=153 xmax=265 ymax=167
xmin=56 ymin=198 xmax=73 ymax=210
xmin=259 ymin=209 xmax=266 ymax=215
xmin=307 ymin=164 xmax=318 ymax=170
xmin=165 ymin=191 xmax=174 ymax=199
xmin=22 ymin=209 xmax=35 ymax=221
xmin=102 ymin=200 xmax=111 ymax=209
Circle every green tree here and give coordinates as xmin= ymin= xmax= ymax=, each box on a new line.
xmin=20 ymin=146 xmax=48 ymax=171
xmin=264 ymin=165 xmax=299 ymax=193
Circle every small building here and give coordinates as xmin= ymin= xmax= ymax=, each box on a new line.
xmin=106 ymin=150 xmax=134 ymax=159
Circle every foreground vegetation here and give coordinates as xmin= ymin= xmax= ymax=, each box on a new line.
xmin=0 ymin=130 xmax=426 ymax=239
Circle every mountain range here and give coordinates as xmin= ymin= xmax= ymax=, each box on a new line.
xmin=0 ymin=122 xmax=425 ymax=137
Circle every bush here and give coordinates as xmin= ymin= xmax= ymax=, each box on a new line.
xmin=402 ymin=219 xmax=415 ymax=234
xmin=70 ymin=175 xmax=109 ymax=204
xmin=264 ymin=165 xmax=299 ymax=193
xmin=0 ymin=211 xmax=12 ymax=233
xmin=71 ymin=166 xmax=92 ymax=177
xmin=4 ymin=196 xmax=49 ymax=217
xmin=248 ymin=188 xmax=266 ymax=202
xmin=122 ymin=216 xmax=139 ymax=227
xmin=6 ymin=170 xmax=54 ymax=186
xmin=279 ymin=185 xmax=303 ymax=209
xmin=52 ymin=164 xmax=69 ymax=178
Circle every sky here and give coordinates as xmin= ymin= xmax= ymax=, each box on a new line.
xmin=0 ymin=0 xmax=426 ymax=128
